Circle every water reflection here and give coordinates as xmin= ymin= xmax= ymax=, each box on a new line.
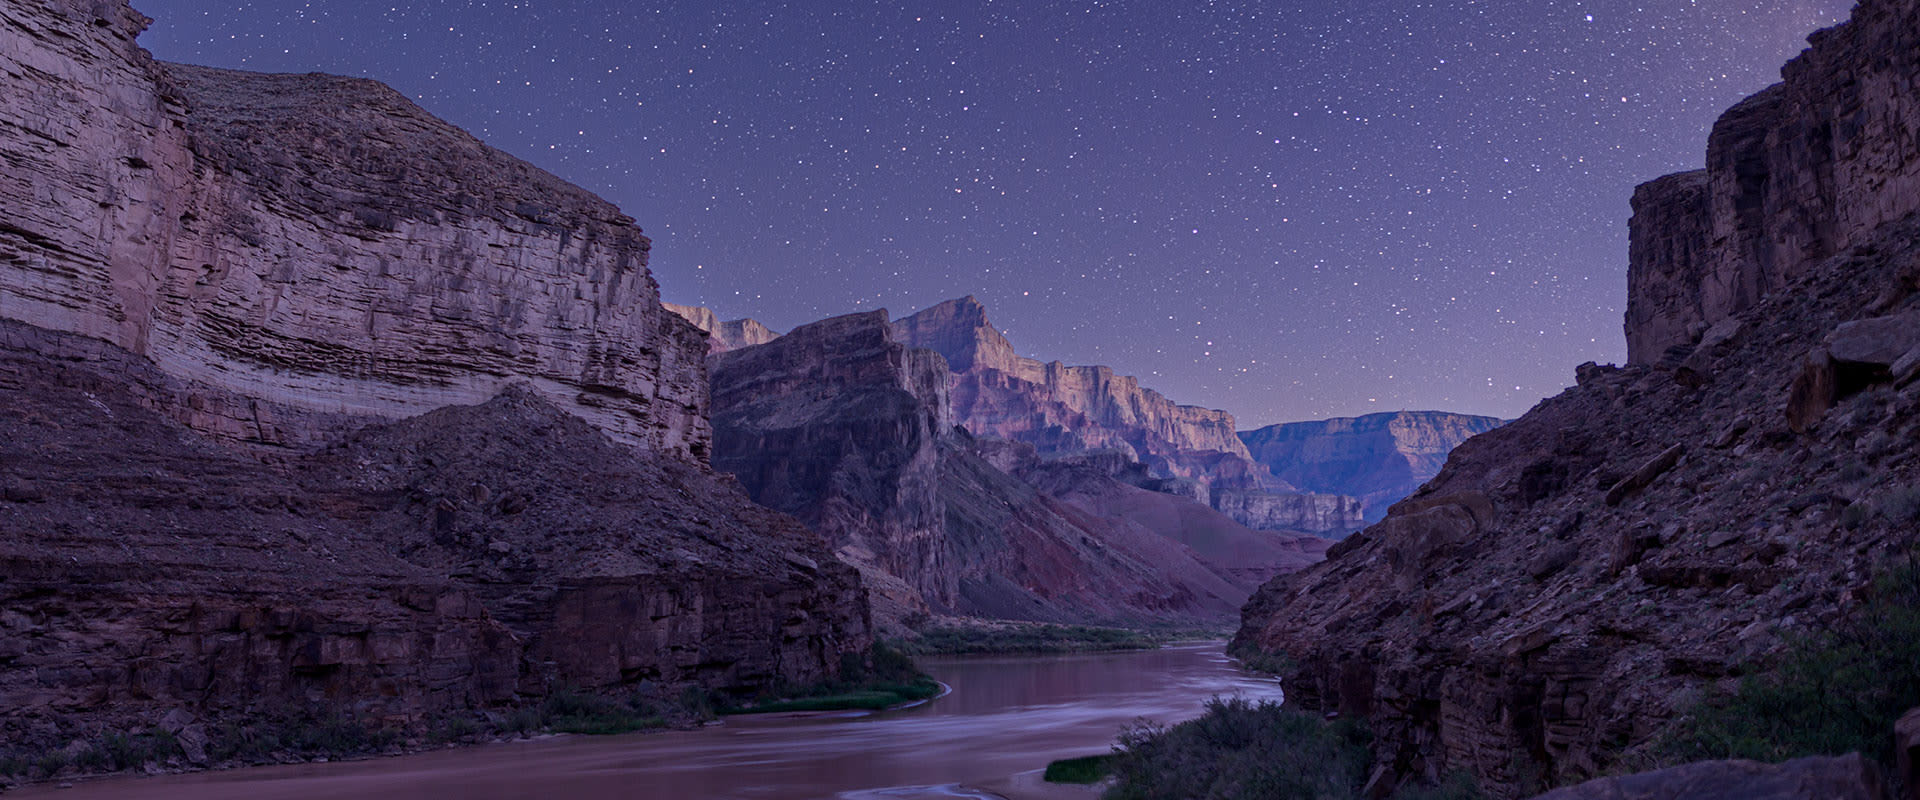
xmin=18 ymin=642 xmax=1282 ymax=800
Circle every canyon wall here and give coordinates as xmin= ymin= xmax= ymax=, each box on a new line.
xmin=1624 ymin=0 xmax=1920 ymax=364
xmin=709 ymin=311 xmax=1322 ymax=629
xmin=892 ymin=296 xmax=1366 ymax=534
xmin=1240 ymin=411 xmax=1506 ymax=521
xmin=1240 ymin=2 xmax=1920 ymax=796
xmin=664 ymin=302 xmax=780 ymax=354
xmin=1 ymin=0 xmax=709 ymax=454
xmin=0 ymin=0 xmax=870 ymax=755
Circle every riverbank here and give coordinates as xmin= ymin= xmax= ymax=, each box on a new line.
xmin=898 ymin=619 xmax=1224 ymax=656
xmin=6 ymin=642 xmax=1278 ymax=799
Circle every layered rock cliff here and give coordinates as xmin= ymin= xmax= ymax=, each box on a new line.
xmin=2 ymin=0 xmax=709 ymax=454
xmin=1624 ymin=0 xmax=1920 ymax=365
xmin=1238 ymin=2 xmax=1920 ymax=796
xmin=663 ymin=302 xmax=780 ymax=354
xmin=892 ymin=296 xmax=1366 ymax=535
xmin=0 ymin=0 xmax=870 ymax=758
xmin=709 ymin=311 xmax=1322 ymax=630
xmin=1240 ymin=411 xmax=1506 ymax=522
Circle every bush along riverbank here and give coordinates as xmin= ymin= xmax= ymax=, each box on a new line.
xmin=724 ymin=642 xmax=943 ymax=714
xmin=898 ymin=621 xmax=1195 ymax=656
xmin=1053 ymin=697 xmax=1483 ymax=800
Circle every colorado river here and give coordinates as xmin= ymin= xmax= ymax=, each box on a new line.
xmin=18 ymin=641 xmax=1283 ymax=800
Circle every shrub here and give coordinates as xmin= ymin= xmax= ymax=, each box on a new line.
xmin=1043 ymin=754 xmax=1113 ymax=784
xmin=1661 ymin=552 xmax=1920 ymax=766
xmin=1876 ymin=486 xmax=1920 ymax=523
xmin=1104 ymin=697 xmax=1372 ymax=800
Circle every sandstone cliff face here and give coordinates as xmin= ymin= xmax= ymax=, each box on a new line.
xmin=709 ymin=311 xmax=1319 ymax=629
xmin=1239 ymin=4 xmax=1920 ymax=796
xmin=663 ymin=302 xmax=781 ymax=354
xmin=892 ymin=296 xmax=1366 ymax=535
xmin=0 ymin=321 xmax=870 ymax=755
xmin=1624 ymin=0 xmax=1920 ymax=365
xmin=1240 ymin=411 xmax=1506 ymax=522
xmin=0 ymin=0 xmax=871 ymax=760
xmin=1 ymin=1 xmax=709 ymax=454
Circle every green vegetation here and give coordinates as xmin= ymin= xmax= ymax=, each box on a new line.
xmin=728 ymin=641 xmax=944 ymax=715
xmin=1103 ymin=698 xmax=1372 ymax=800
xmin=1100 ymin=698 xmax=1483 ymax=800
xmin=1660 ymin=551 xmax=1920 ymax=768
xmin=901 ymin=622 xmax=1168 ymax=655
xmin=1042 ymin=754 xmax=1114 ymax=784
xmin=1226 ymin=640 xmax=1296 ymax=676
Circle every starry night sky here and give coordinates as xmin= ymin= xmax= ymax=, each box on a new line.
xmin=136 ymin=0 xmax=1851 ymax=426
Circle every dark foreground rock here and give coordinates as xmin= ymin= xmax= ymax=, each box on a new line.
xmin=0 ymin=323 xmax=870 ymax=756
xmin=1236 ymin=0 xmax=1920 ymax=796
xmin=1526 ymin=754 xmax=1891 ymax=800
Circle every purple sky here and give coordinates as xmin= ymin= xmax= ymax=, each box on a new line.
xmin=137 ymin=0 xmax=1852 ymax=425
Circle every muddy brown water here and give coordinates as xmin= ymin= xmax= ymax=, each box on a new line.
xmin=17 ymin=641 xmax=1283 ymax=800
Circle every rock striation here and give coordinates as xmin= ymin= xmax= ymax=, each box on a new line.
xmin=1624 ymin=0 xmax=1920 ymax=365
xmin=892 ymin=296 xmax=1366 ymax=535
xmin=0 ymin=0 xmax=870 ymax=760
xmin=0 ymin=323 xmax=869 ymax=755
xmin=663 ymin=302 xmax=781 ymax=354
xmin=1 ymin=1 xmax=710 ymax=454
xmin=1238 ymin=2 xmax=1920 ymax=796
xmin=709 ymin=310 xmax=1324 ymax=630
xmin=1239 ymin=411 xmax=1506 ymax=522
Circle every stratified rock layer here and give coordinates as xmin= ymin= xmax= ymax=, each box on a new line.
xmin=1238 ymin=3 xmax=1920 ymax=796
xmin=710 ymin=311 xmax=1320 ymax=629
xmin=1 ymin=1 xmax=709 ymax=454
xmin=893 ymin=296 xmax=1366 ymax=534
xmin=0 ymin=0 xmax=870 ymax=756
xmin=1239 ymin=411 xmax=1506 ymax=522
xmin=663 ymin=302 xmax=781 ymax=354
xmin=0 ymin=321 xmax=869 ymax=752
xmin=1624 ymin=0 xmax=1920 ymax=364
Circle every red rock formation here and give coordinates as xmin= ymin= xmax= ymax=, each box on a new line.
xmin=1239 ymin=2 xmax=1920 ymax=796
xmin=1 ymin=1 xmax=710 ymax=453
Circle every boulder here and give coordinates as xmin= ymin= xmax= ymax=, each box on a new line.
xmin=1525 ymin=754 xmax=1890 ymax=800
xmin=1898 ymin=707 xmax=1920 ymax=800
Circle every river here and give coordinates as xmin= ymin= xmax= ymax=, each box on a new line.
xmin=16 ymin=641 xmax=1283 ymax=800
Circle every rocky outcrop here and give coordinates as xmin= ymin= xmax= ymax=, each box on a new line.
xmin=893 ymin=297 xmax=1254 ymax=482
xmin=1624 ymin=0 xmax=1920 ymax=365
xmin=710 ymin=311 xmax=1322 ymax=629
xmin=664 ymin=302 xmax=781 ymax=354
xmin=1238 ymin=2 xmax=1920 ymax=796
xmin=892 ymin=296 xmax=1364 ymax=535
xmin=1 ymin=1 xmax=709 ymax=454
xmin=0 ymin=0 xmax=871 ymax=762
xmin=1239 ymin=411 xmax=1506 ymax=522
xmin=1526 ymin=754 xmax=1891 ymax=800
xmin=0 ymin=322 xmax=870 ymax=755
xmin=1209 ymin=489 xmax=1366 ymax=538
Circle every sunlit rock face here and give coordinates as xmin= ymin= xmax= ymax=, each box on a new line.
xmin=1239 ymin=1 xmax=1920 ymax=796
xmin=664 ymin=302 xmax=780 ymax=354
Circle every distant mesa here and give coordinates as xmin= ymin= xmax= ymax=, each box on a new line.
xmin=1239 ymin=411 xmax=1506 ymax=522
